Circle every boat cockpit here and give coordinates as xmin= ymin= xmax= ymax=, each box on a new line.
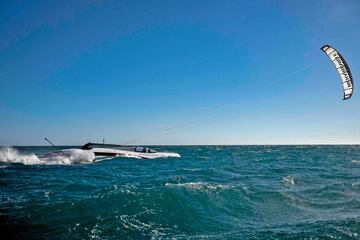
xmin=134 ymin=146 xmax=157 ymax=153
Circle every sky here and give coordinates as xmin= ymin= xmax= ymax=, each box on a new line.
xmin=0 ymin=0 xmax=360 ymax=146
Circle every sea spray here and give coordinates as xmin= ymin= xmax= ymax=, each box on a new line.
xmin=0 ymin=147 xmax=95 ymax=165
xmin=0 ymin=147 xmax=41 ymax=164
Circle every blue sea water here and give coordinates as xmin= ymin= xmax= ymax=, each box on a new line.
xmin=1 ymin=145 xmax=360 ymax=239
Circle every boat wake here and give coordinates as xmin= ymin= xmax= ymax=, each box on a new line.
xmin=0 ymin=147 xmax=95 ymax=165
xmin=0 ymin=147 xmax=180 ymax=165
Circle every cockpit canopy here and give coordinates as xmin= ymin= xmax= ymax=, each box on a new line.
xmin=134 ymin=146 xmax=156 ymax=153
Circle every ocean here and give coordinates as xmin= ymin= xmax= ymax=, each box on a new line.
xmin=1 ymin=145 xmax=360 ymax=239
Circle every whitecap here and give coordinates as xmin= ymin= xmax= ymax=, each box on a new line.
xmin=165 ymin=182 xmax=230 ymax=191
xmin=282 ymin=175 xmax=296 ymax=186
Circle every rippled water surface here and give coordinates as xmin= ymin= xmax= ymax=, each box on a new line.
xmin=1 ymin=145 xmax=360 ymax=239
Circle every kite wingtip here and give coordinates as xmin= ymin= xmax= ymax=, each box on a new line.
xmin=321 ymin=44 xmax=330 ymax=51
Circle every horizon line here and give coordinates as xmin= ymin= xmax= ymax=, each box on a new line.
xmin=1 ymin=143 xmax=360 ymax=147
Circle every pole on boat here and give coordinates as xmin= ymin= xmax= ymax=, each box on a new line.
xmin=44 ymin=138 xmax=65 ymax=154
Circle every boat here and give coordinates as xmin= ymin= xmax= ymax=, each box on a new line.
xmin=80 ymin=142 xmax=180 ymax=159
xmin=42 ymin=142 xmax=180 ymax=160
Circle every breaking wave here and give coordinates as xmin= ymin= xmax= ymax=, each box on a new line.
xmin=0 ymin=147 xmax=95 ymax=165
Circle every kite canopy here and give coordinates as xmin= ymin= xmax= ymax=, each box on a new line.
xmin=321 ymin=45 xmax=354 ymax=100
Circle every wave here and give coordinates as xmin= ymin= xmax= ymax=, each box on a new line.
xmin=0 ymin=147 xmax=95 ymax=165
xmin=165 ymin=182 xmax=231 ymax=191
xmin=351 ymin=182 xmax=360 ymax=190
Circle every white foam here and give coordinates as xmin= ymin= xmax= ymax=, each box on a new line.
xmin=0 ymin=147 xmax=42 ymax=165
xmin=0 ymin=147 xmax=95 ymax=165
xmin=282 ymin=175 xmax=296 ymax=186
xmin=165 ymin=182 xmax=230 ymax=191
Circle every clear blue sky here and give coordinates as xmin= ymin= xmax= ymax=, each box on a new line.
xmin=0 ymin=0 xmax=359 ymax=145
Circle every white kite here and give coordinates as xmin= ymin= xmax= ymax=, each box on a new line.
xmin=321 ymin=45 xmax=354 ymax=100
